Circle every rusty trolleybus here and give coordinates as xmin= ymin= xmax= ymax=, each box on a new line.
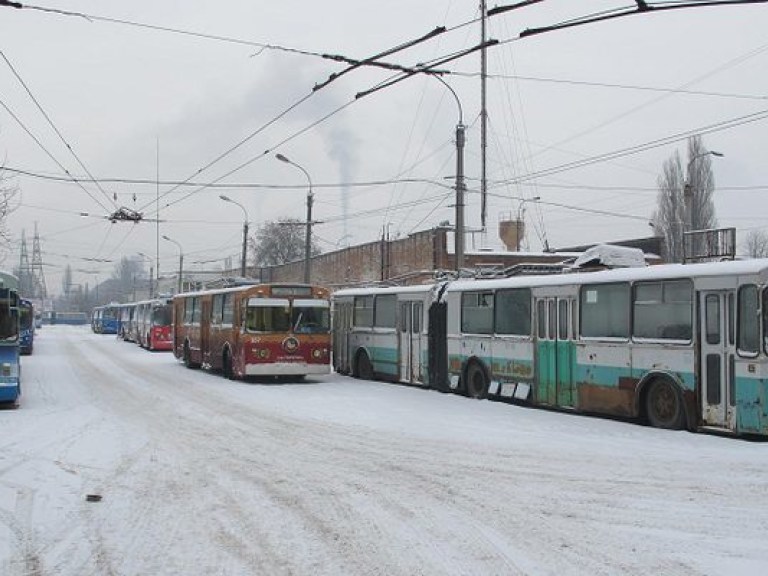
xmin=173 ymin=283 xmax=331 ymax=379
xmin=333 ymin=258 xmax=768 ymax=437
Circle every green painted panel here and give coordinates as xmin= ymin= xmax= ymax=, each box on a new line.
xmin=556 ymin=340 xmax=574 ymax=407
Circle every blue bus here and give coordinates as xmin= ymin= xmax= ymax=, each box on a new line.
xmin=0 ymin=272 xmax=20 ymax=405
xmin=91 ymin=303 xmax=120 ymax=334
xmin=19 ymin=299 xmax=34 ymax=355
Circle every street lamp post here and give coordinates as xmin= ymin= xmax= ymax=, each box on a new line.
xmin=219 ymin=195 xmax=249 ymax=277
xmin=162 ymin=235 xmax=183 ymax=294
xmin=275 ymin=153 xmax=313 ymax=284
xmin=434 ymin=76 xmax=466 ymax=272
xmin=515 ymin=196 xmax=540 ymax=252
xmin=137 ymin=252 xmax=154 ymax=298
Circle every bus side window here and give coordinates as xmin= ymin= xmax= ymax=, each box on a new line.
xmin=580 ymin=283 xmax=630 ymax=339
xmin=222 ymin=294 xmax=234 ymax=326
xmin=737 ymin=285 xmax=759 ymax=356
xmin=353 ymin=296 xmax=374 ymax=328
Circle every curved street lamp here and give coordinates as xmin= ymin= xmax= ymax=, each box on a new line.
xmin=162 ymin=234 xmax=183 ymax=294
xmin=219 ymin=195 xmax=249 ymax=277
xmin=275 ymin=153 xmax=313 ymax=283
xmin=433 ymin=76 xmax=466 ymax=272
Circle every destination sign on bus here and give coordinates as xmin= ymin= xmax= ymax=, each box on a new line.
xmin=271 ymin=286 xmax=314 ymax=297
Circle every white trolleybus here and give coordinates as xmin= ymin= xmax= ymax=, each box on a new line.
xmin=332 ymin=258 xmax=768 ymax=437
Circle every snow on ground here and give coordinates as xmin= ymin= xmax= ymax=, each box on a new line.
xmin=1 ymin=325 xmax=767 ymax=575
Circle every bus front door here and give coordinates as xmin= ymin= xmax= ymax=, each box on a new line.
xmin=700 ymin=290 xmax=736 ymax=430
xmin=536 ymin=297 xmax=574 ymax=408
xmin=399 ymin=301 xmax=423 ymax=384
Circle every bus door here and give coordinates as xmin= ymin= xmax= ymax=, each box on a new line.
xmin=199 ymin=298 xmax=211 ymax=362
xmin=399 ymin=300 xmax=423 ymax=383
xmin=333 ymin=301 xmax=352 ymax=373
xmin=700 ymin=290 xmax=736 ymax=429
xmin=536 ymin=297 xmax=575 ymax=407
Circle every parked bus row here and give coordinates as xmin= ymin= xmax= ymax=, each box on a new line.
xmin=91 ymin=304 xmax=120 ymax=334
xmin=110 ymin=298 xmax=174 ymax=351
xmin=19 ymin=298 xmax=35 ymax=355
xmin=332 ymin=258 xmax=768 ymax=438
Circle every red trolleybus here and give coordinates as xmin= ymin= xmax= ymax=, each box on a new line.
xmin=135 ymin=298 xmax=173 ymax=351
xmin=172 ymin=283 xmax=331 ymax=379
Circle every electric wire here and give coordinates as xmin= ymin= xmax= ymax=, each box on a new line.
xmin=0 ymin=49 xmax=116 ymax=211
xmin=491 ymin=108 xmax=768 ymax=187
xmin=0 ymin=97 xmax=112 ymax=212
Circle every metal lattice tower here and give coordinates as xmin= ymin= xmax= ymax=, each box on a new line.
xmin=18 ymin=230 xmax=32 ymax=296
xmin=31 ymin=223 xmax=47 ymax=299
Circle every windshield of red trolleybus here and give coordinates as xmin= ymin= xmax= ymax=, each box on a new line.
xmin=245 ymin=298 xmax=291 ymax=333
xmin=291 ymin=299 xmax=330 ymax=334
xmin=151 ymin=305 xmax=172 ymax=327
xmin=245 ymin=298 xmax=330 ymax=334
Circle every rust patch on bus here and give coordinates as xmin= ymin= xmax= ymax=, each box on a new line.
xmin=492 ymin=360 xmax=533 ymax=379
xmin=618 ymin=376 xmax=640 ymax=391
xmin=577 ymin=384 xmax=636 ymax=417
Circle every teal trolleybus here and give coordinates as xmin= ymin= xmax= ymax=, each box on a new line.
xmin=333 ymin=258 xmax=768 ymax=437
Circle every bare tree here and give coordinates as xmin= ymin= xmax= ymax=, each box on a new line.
xmin=742 ymin=229 xmax=768 ymax=259
xmin=111 ymin=256 xmax=144 ymax=301
xmin=62 ymin=264 xmax=73 ymax=297
xmin=651 ymin=135 xmax=718 ymax=262
xmin=250 ymin=219 xmax=322 ymax=267
xmin=651 ymin=151 xmax=685 ymax=263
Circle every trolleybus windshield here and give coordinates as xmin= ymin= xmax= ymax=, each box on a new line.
xmin=0 ymin=289 xmax=18 ymax=341
xmin=291 ymin=299 xmax=330 ymax=334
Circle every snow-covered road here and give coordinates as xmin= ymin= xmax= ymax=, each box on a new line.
xmin=1 ymin=326 xmax=767 ymax=575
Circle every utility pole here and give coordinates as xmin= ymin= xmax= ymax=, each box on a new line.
xmin=480 ymin=0 xmax=488 ymax=231
xmin=455 ymin=123 xmax=466 ymax=271
xmin=276 ymin=154 xmax=314 ymax=284
xmin=31 ymin=223 xmax=47 ymax=299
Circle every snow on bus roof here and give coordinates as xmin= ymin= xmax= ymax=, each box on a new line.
xmin=447 ymin=258 xmax=768 ymax=292
xmin=333 ymin=284 xmax=437 ymax=297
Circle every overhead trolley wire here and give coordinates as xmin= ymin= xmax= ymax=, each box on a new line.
xmin=491 ymin=107 xmax=768 ymax=187
xmin=0 ymin=96 xmax=113 ymax=213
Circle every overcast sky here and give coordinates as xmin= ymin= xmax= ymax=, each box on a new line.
xmin=1 ymin=1 xmax=767 ymax=294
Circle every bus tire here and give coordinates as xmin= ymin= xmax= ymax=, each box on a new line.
xmin=146 ymin=333 xmax=152 ymax=351
xmin=355 ymin=351 xmax=373 ymax=380
xmin=183 ymin=342 xmax=200 ymax=369
xmin=645 ymin=378 xmax=684 ymax=430
xmin=222 ymin=348 xmax=236 ymax=380
xmin=465 ymin=361 xmax=489 ymax=399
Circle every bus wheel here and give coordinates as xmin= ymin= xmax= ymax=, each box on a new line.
xmin=222 ymin=349 xmax=235 ymax=380
xmin=146 ymin=333 xmax=152 ymax=351
xmin=465 ymin=362 xmax=489 ymax=399
xmin=183 ymin=342 xmax=199 ymax=369
xmin=646 ymin=378 xmax=684 ymax=430
xmin=355 ymin=351 xmax=373 ymax=380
